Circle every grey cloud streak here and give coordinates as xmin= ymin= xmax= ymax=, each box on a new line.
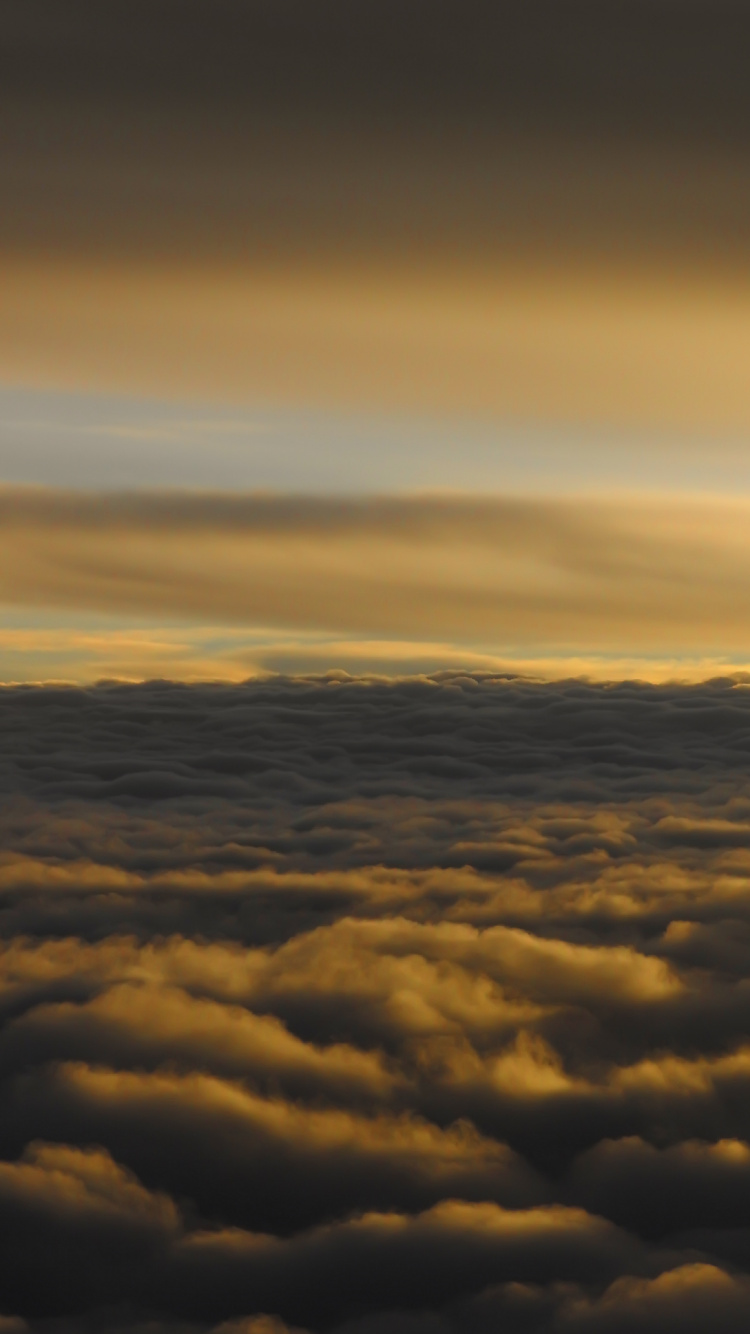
xmin=0 ymin=677 xmax=750 ymax=1328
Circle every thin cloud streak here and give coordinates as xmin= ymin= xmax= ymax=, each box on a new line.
xmin=2 ymin=491 xmax=750 ymax=663
xmin=5 ymin=258 xmax=750 ymax=433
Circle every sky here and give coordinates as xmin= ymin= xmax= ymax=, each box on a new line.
xmin=5 ymin=5 xmax=750 ymax=1333
xmin=3 ymin=0 xmax=750 ymax=680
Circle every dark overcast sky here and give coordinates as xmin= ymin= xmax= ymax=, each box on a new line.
xmin=2 ymin=0 xmax=749 ymax=139
xmin=3 ymin=0 xmax=750 ymax=293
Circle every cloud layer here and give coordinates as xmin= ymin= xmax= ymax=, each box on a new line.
xmin=5 ymin=490 xmax=750 ymax=666
xmin=0 ymin=674 xmax=750 ymax=1328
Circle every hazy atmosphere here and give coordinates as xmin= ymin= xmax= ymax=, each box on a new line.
xmin=3 ymin=3 xmax=750 ymax=1331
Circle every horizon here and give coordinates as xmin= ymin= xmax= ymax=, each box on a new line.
xmin=3 ymin=4 xmax=750 ymax=1332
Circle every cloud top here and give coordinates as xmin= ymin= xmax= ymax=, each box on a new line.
xmin=0 ymin=675 xmax=748 ymax=1327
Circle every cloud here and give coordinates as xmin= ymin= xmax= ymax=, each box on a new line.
xmin=565 ymin=1137 xmax=750 ymax=1236
xmin=0 ymin=1140 xmax=179 ymax=1316
xmin=1 ymin=675 xmax=750 ymax=1327
xmin=5 ymin=491 xmax=750 ymax=663
xmin=164 ymin=1200 xmax=646 ymax=1327
xmin=4 ymin=1061 xmax=551 ymax=1232
xmin=0 ymin=983 xmax=400 ymax=1102
xmin=558 ymin=1264 xmax=750 ymax=1334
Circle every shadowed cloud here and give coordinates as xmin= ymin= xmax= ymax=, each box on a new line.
xmin=0 ymin=676 xmax=747 ymax=1326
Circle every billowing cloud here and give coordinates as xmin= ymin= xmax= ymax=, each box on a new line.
xmin=0 ymin=675 xmax=748 ymax=1328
